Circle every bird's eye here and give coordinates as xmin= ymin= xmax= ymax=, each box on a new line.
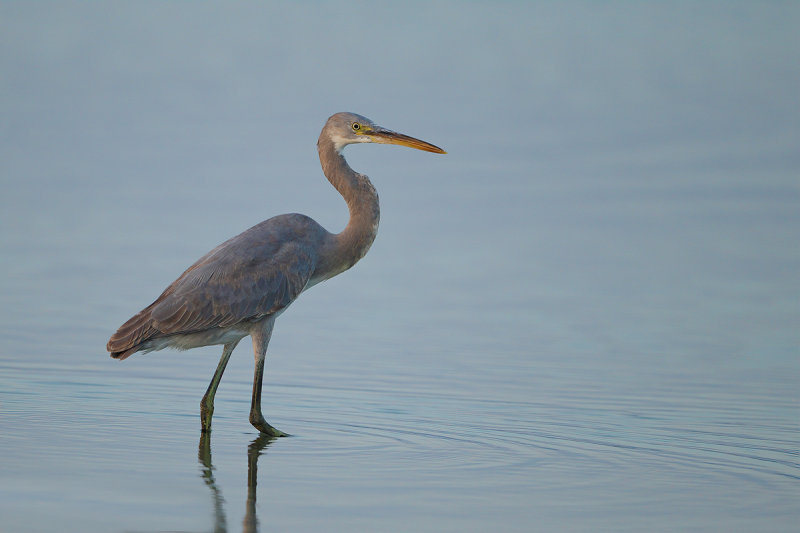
xmin=352 ymin=122 xmax=360 ymax=131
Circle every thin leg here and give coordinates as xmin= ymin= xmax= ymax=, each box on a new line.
xmin=201 ymin=341 xmax=239 ymax=433
xmin=248 ymin=318 xmax=289 ymax=437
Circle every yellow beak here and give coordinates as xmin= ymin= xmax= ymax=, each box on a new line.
xmin=367 ymin=128 xmax=447 ymax=154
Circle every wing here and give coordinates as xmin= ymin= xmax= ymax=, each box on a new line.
xmin=151 ymin=238 xmax=316 ymax=332
xmin=108 ymin=215 xmax=323 ymax=355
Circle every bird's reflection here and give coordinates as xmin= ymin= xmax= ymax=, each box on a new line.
xmin=198 ymin=432 xmax=275 ymax=533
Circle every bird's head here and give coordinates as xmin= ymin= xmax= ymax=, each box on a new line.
xmin=324 ymin=112 xmax=446 ymax=155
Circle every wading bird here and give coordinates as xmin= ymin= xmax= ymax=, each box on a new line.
xmin=107 ymin=112 xmax=446 ymax=436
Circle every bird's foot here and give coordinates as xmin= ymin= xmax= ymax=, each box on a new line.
xmin=250 ymin=413 xmax=290 ymax=437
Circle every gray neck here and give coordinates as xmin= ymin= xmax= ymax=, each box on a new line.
xmin=317 ymin=134 xmax=380 ymax=276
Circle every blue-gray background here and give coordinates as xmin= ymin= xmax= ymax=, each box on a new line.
xmin=1 ymin=3 xmax=798 ymax=532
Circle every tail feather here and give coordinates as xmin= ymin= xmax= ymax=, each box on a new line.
xmin=110 ymin=346 xmax=140 ymax=360
xmin=107 ymin=305 xmax=160 ymax=360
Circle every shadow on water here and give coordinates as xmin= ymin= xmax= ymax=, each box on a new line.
xmin=124 ymin=432 xmax=274 ymax=533
xmin=197 ymin=432 xmax=275 ymax=533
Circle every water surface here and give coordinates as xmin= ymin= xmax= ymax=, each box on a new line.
xmin=1 ymin=3 xmax=798 ymax=532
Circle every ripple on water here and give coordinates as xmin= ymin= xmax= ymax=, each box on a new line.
xmin=271 ymin=381 xmax=800 ymax=492
xmin=3 ymin=359 xmax=797 ymax=504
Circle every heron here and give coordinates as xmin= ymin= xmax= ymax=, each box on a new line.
xmin=107 ymin=112 xmax=446 ymax=436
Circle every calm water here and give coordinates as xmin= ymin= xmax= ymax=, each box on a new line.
xmin=1 ymin=3 xmax=799 ymax=532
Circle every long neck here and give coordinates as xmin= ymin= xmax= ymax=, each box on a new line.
xmin=317 ymin=134 xmax=380 ymax=276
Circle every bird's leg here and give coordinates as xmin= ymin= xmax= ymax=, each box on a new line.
xmin=200 ymin=341 xmax=239 ymax=433
xmin=249 ymin=355 xmax=289 ymax=436
xmin=249 ymin=318 xmax=289 ymax=437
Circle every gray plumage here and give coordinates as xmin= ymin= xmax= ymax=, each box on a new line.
xmin=108 ymin=214 xmax=324 ymax=359
xmin=107 ymin=112 xmax=445 ymax=436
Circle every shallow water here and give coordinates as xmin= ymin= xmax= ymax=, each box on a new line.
xmin=1 ymin=3 xmax=799 ymax=532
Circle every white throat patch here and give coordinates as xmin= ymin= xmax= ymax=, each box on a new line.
xmin=330 ymin=132 xmax=370 ymax=153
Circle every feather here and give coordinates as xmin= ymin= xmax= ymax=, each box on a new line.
xmin=107 ymin=214 xmax=324 ymax=357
